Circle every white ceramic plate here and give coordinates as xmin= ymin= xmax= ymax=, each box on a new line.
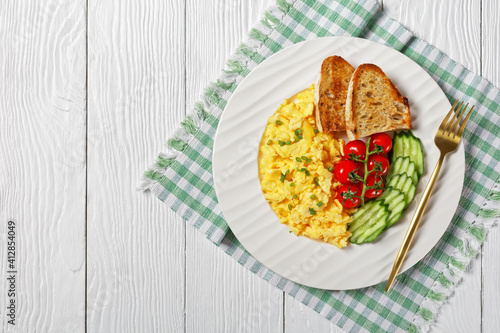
xmin=212 ymin=37 xmax=463 ymax=290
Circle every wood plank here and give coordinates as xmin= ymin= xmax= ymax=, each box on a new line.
xmin=0 ymin=0 xmax=86 ymax=331
xmin=383 ymin=1 xmax=482 ymax=332
xmin=184 ymin=0 xmax=283 ymax=332
xmin=383 ymin=0 xmax=481 ymax=75
xmin=481 ymin=1 xmax=500 ymax=332
xmin=86 ymin=0 xmax=186 ymax=331
xmin=186 ymin=230 xmax=284 ymax=332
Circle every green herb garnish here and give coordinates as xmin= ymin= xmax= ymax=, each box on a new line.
xmin=276 ymin=120 xmax=283 ymax=126
xmin=317 ymin=201 xmax=323 ymax=207
xmin=280 ymin=170 xmax=290 ymax=182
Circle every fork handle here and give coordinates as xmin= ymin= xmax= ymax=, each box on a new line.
xmin=385 ymin=153 xmax=445 ymax=291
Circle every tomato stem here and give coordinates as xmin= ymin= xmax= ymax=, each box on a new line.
xmin=358 ymin=138 xmax=386 ymax=207
xmin=359 ymin=138 xmax=369 ymax=207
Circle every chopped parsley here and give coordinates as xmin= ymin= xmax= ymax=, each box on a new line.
xmin=317 ymin=201 xmax=323 ymax=207
xmin=286 ymin=140 xmax=291 ymax=145
xmin=327 ymin=166 xmax=333 ymax=172
xmin=309 ymin=208 xmax=316 ymax=215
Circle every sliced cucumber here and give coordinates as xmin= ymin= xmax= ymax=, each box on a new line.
xmin=392 ymin=132 xmax=405 ymax=159
xmin=386 ymin=173 xmax=403 ymax=188
xmin=386 ymin=200 xmax=406 ymax=227
xmin=350 ymin=213 xmax=389 ymax=244
xmin=386 ymin=156 xmax=418 ymax=184
xmin=402 ymin=132 xmax=412 ymax=156
xmin=348 ymin=201 xmax=379 ymax=233
xmin=376 ymin=188 xmax=406 ymax=226
xmin=403 ymin=181 xmax=416 ymax=208
xmin=386 ymin=173 xmax=417 ymax=207
xmin=376 ymin=187 xmax=402 ymax=203
xmin=407 ymin=131 xmax=425 ymax=176
xmin=350 ymin=190 xmax=405 ymax=243
xmin=357 ymin=225 xmax=386 ymax=243
xmin=388 ymin=155 xmax=408 ymax=177
xmin=349 ymin=201 xmax=389 ymax=244
xmin=392 ymin=131 xmax=424 ymax=176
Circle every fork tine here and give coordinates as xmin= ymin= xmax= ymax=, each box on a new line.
xmin=439 ymin=100 xmax=460 ymax=132
xmin=456 ymin=105 xmax=474 ymax=138
xmin=450 ymin=103 xmax=468 ymax=135
xmin=444 ymin=101 xmax=463 ymax=133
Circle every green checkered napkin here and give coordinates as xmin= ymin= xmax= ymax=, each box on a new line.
xmin=141 ymin=0 xmax=500 ymax=331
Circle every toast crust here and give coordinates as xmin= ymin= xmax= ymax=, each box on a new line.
xmin=315 ymin=56 xmax=354 ymax=133
xmin=345 ymin=64 xmax=411 ymax=140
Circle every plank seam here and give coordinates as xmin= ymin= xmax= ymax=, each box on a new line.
xmin=183 ymin=1 xmax=187 ymax=331
xmin=85 ymin=0 xmax=89 ymax=330
xmin=479 ymin=2 xmax=484 ymax=332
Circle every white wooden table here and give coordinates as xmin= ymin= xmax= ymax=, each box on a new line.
xmin=1 ymin=0 xmax=498 ymax=331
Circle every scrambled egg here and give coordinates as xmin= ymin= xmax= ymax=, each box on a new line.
xmin=259 ymin=85 xmax=352 ymax=248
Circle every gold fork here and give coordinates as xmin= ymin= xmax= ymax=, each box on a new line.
xmin=385 ymin=100 xmax=475 ymax=292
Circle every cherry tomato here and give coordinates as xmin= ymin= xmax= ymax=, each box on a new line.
xmin=333 ymin=160 xmax=363 ymax=184
xmin=369 ymin=133 xmax=392 ymax=154
xmin=337 ymin=184 xmax=362 ymax=208
xmin=367 ymin=155 xmax=390 ymax=176
xmin=363 ymin=175 xmax=385 ymax=199
xmin=344 ymin=140 xmax=366 ymax=160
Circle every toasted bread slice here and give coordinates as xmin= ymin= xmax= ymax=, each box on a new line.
xmin=345 ymin=64 xmax=410 ymax=140
xmin=314 ymin=56 xmax=355 ymax=133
